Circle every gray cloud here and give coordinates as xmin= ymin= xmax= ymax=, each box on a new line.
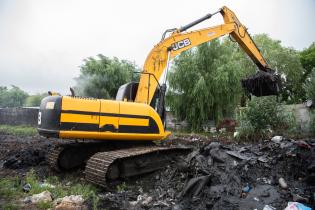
xmin=0 ymin=0 xmax=314 ymax=94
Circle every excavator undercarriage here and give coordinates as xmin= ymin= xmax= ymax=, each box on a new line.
xmin=48 ymin=142 xmax=190 ymax=187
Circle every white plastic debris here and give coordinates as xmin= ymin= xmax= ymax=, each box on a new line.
xmin=279 ymin=177 xmax=288 ymax=189
xmin=271 ymin=136 xmax=283 ymax=144
xmin=40 ymin=182 xmax=56 ymax=188
xmin=263 ymin=205 xmax=276 ymax=210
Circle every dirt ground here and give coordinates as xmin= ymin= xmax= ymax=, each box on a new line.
xmin=0 ymin=132 xmax=314 ymax=210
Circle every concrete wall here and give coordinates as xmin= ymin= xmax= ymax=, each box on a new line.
xmin=0 ymin=104 xmax=312 ymax=132
xmin=0 ymin=107 xmax=39 ymax=127
xmin=284 ymin=104 xmax=311 ymax=132
xmin=166 ymin=104 xmax=313 ymax=133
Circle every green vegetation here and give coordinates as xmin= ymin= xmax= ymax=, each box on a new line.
xmin=0 ymin=176 xmax=22 ymax=199
xmin=36 ymin=201 xmax=53 ymax=210
xmin=167 ymin=39 xmax=246 ymax=131
xmin=237 ymin=96 xmax=297 ymax=141
xmin=75 ymin=54 xmax=140 ymax=99
xmin=167 ymin=34 xmax=308 ymax=131
xmin=24 ymin=93 xmax=48 ymax=107
xmin=300 ymin=42 xmax=315 ymax=89
xmin=305 ymin=70 xmax=315 ymax=101
xmin=0 ymin=85 xmax=47 ymax=108
xmin=116 ymin=182 xmax=127 ymax=192
xmin=25 ymin=169 xmax=99 ymax=201
xmin=0 ymin=86 xmax=28 ymax=108
xmin=0 ymin=125 xmax=37 ymax=136
xmin=1 ymin=203 xmax=19 ymax=210
xmin=0 ymin=169 xmax=100 ymax=210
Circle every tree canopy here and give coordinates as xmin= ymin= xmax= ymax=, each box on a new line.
xmin=75 ymin=54 xmax=139 ymax=99
xmin=167 ymin=34 xmax=307 ymax=131
xmin=0 ymin=86 xmax=29 ymax=108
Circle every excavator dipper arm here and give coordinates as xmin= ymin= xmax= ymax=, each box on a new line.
xmin=135 ymin=6 xmax=278 ymax=105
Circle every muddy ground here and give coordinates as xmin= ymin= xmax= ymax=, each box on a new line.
xmin=0 ymin=132 xmax=314 ymax=210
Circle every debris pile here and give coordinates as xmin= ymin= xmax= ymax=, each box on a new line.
xmin=100 ymin=137 xmax=315 ymax=210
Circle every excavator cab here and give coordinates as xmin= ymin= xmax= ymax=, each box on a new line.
xmin=116 ymin=82 xmax=162 ymax=112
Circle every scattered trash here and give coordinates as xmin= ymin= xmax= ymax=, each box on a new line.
xmin=258 ymin=156 xmax=269 ymax=163
xmin=253 ymin=197 xmax=260 ymax=201
xmin=226 ymin=150 xmax=251 ymax=161
xmin=39 ymin=182 xmax=56 ymax=188
xmin=295 ymin=140 xmax=312 ymax=150
xmin=242 ymin=183 xmax=252 ymax=193
xmin=292 ymin=194 xmax=309 ymax=203
xmin=141 ymin=195 xmax=153 ymax=206
xmin=179 ymin=175 xmax=211 ymax=198
xmin=271 ymin=136 xmax=283 ymax=144
xmin=279 ymin=177 xmax=288 ymax=189
xmin=23 ymin=190 xmax=52 ymax=204
xmin=284 ymin=202 xmax=312 ymax=210
xmin=263 ymin=205 xmax=276 ymax=210
xmin=23 ymin=183 xmax=31 ymax=192
xmin=54 ymin=195 xmax=86 ymax=210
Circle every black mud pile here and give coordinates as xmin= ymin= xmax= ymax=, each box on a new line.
xmin=100 ymin=138 xmax=315 ymax=210
xmin=242 ymin=71 xmax=281 ymax=96
xmin=0 ymin=134 xmax=55 ymax=173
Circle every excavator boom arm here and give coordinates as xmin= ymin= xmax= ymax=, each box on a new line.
xmin=135 ymin=6 xmax=270 ymax=104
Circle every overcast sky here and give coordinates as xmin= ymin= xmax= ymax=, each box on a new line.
xmin=0 ymin=0 xmax=314 ymax=94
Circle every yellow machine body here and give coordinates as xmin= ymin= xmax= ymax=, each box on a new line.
xmin=38 ymin=96 xmax=170 ymax=141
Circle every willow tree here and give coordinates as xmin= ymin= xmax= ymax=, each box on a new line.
xmin=167 ymin=34 xmax=304 ymax=131
xmin=167 ymin=39 xmax=247 ymax=131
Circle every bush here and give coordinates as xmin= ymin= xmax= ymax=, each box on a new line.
xmin=305 ymin=70 xmax=315 ymax=100
xmin=237 ymin=96 xmax=297 ymax=141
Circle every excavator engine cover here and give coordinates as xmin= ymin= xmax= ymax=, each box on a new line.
xmin=241 ymin=71 xmax=281 ymax=97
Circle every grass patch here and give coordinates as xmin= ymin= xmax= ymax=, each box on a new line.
xmin=36 ymin=201 xmax=53 ymax=209
xmin=25 ymin=169 xmax=99 ymax=208
xmin=0 ymin=176 xmax=22 ymax=199
xmin=0 ymin=125 xmax=37 ymax=136
xmin=0 ymin=169 xmax=100 ymax=209
xmin=2 ymin=203 xmax=19 ymax=210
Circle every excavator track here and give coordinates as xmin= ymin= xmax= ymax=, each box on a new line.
xmin=85 ymin=146 xmax=190 ymax=187
xmin=48 ymin=146 xmax=64 ymax=171
xmin=47 ymin=141 xmax=157 ymax=172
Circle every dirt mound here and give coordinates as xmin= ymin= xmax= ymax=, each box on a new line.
xmin=3 ymin=148 xmax=46 ymax=169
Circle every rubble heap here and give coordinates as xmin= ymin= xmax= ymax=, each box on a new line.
xmin=100 ymin=138 xmax=315 ymax=210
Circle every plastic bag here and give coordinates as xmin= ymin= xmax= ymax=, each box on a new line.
xmin=284 ymin=202 xmax=311 ymax=210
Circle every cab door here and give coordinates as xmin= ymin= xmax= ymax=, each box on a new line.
xmin=99 ymin=100 xmax=120 ymax=132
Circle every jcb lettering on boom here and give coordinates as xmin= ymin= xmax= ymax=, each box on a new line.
xmin=171 ymin=38 xmax=191 ymax=51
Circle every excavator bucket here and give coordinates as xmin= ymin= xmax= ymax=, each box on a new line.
xmin=241 ymin=71 xmax=281 ymax=97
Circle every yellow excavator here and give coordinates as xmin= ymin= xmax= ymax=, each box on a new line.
xmin=38 ymin=6 xmax=280 ymax=187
